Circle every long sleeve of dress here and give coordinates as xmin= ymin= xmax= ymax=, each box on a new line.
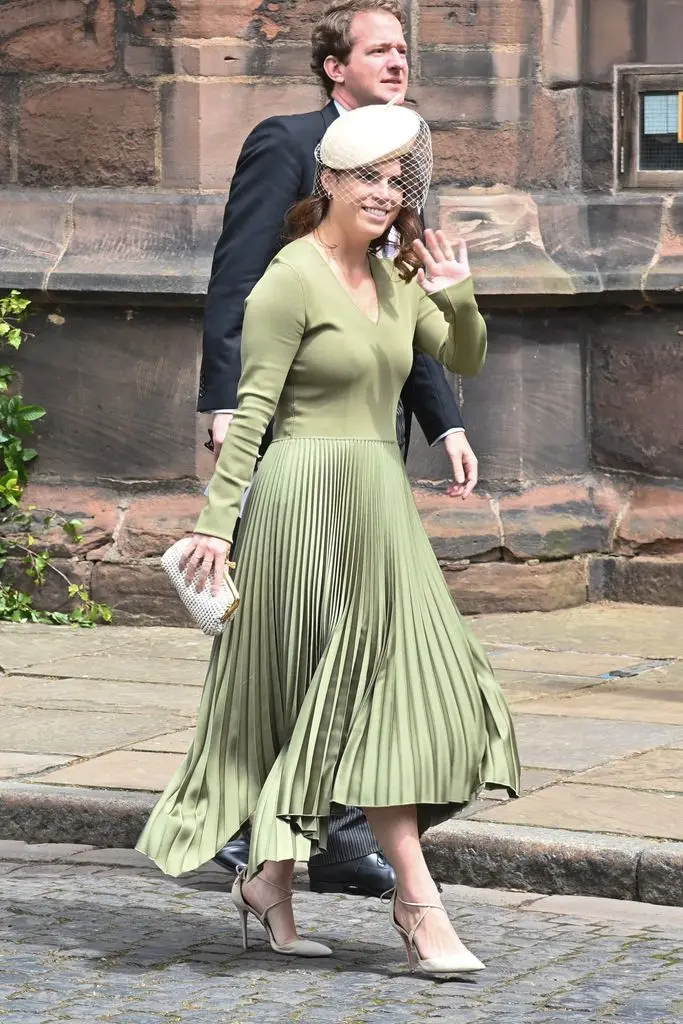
xmin=413 ymin=276 xmax=487 ymax=376
xmin=194 ymin=261 xmax=306 ymax=542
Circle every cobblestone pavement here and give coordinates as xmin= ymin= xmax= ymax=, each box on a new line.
xmin=1 ymin=859 xmax=681 ymax=1024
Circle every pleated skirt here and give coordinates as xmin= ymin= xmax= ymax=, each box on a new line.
xmin=136 ymin=438 xmax=520 ymax=877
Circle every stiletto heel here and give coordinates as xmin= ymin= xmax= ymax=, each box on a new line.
xmin=237 ymin=907 xmax=249 ymax=950
xmin=399 ymin=931 xmax=416 ymax=971
xmin=230 ymin=868 xmax=332 ymax=958
xmin=388 ymin=890 xmax=485 ymax=977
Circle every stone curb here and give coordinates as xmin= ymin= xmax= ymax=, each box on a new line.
xmin=2 ymin=782 xmax=682 ymax=908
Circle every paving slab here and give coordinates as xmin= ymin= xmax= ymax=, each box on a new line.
xmin=486 ymin=647 xmax=643 ymax=677
xmin=470 ymin=603 xmax=683 ymax=658
xmin=125 ymin=728 xmax=196 ymax=753
xmin=523 ymin=893 xmax=683 ymax=934
xmin=0 ymin=841 xmax=96 ymax=861
xmin=0 ymin=676 xmax=201 ymax=716
xmin=0 ymin=706 xmax=191 ymax=756
xmin=0 ymin=623 xmax=118 ymax=671
xmin=36 ymin=750 xmax=185 ymax=791
xmin=635 ymin=660 xmax=683 ymax=689
xmin=512 ymin=713 xmax=683 ymax=770
xmin=571 ymin=748 xmax=683 ymax=792
xmin=461 ymin=767 xmax=565 ymax=818
xmin=0 ymin=752 xmax=75 ymax=779
xmin=496 ymin=670 xmax=598 ymax=703
xmin=114 ymin=633 xmax=213 ymax=661
xmin=17 ymin=653 xmax=205 ymax=687
xmin=473 ymin=782 xmax=683 ymax=840
xmin=513 ymin=686 xmax=683 ymax=725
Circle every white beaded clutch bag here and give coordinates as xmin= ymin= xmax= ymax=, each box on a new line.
xmin=161 ymin=538 xmax=240 ymax=636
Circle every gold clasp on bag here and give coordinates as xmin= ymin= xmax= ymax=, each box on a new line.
xmin=221 ymin=560 xmax=240 ymax=623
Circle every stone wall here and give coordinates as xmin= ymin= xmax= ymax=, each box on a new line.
xmin=1 ymin=1 xmax=682 ymax=621
xmin=1 ymin=1 xmax=681 ymax=193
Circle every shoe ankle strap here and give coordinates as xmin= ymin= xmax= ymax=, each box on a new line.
xmin=393 ymin=891 xmax=447 ymax=945
xmin=395 ymin=892 xmax=444 ymax=913
xmin=239 ymin=867 xmax=293 ymax=906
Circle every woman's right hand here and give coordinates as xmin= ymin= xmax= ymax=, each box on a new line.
xmin=179 ymin=533 xmax=230 ymax=597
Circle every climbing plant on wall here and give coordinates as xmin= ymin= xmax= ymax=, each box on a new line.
xmin=0 ymin=291 xmax=112 ymax=625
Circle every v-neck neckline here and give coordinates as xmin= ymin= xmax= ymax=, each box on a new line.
xmin=301 ymin=238 xmax=382 ymax=327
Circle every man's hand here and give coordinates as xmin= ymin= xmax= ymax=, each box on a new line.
xmin=211 ymin=412 xmax=234 ymax=464
xmin=443 ymin=432 xmax=478 ymax=500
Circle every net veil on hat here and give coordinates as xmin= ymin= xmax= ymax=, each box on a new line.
xmin=314 ymin=98 xmax=433 ymax=211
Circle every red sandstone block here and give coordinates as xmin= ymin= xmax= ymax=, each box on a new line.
xmin=19 ymin=83 xmax=157 ymax=188
xmin=91 ymin=561 xmax=193 ymax=627
xmin=160 ymin=80 xmax=321 ymax=190
xmin=432 ymin=88 xmax=579 ymax=188
xmin=0 ymin=556 xmax=94 ymax=614
xmin=499 ymin=479 xmax=627 ymax=560
xmin=413 ymin=489 xmax=501 ymax=560
xmin=117 ymin=495 xmax=205 ymax=560
xmin=15 ymin=484 xmax=119 ymax=560
xmin=616 ymin=485 xmax=683 ymax=552
xmin=420 ymin=0 xmax=539 ymax=47
xmin=584 ymin=0 xmax=636 ymax=84
xmin=432 ymin=124 xmax=521 ymax=186
xmin=130 ymin=0 xmax=309 ymax=41
xmin=524 ymin=89 xmax=580 ymax=189
xmin=0 ymin=80 xmax=14 ymax=184
xmin=0 ymin=0 xmax=116 ymax=73
xmin=597 ymin=555 xmax=683 ymax=607
xmin=445 ymin=558 xmax=588 ymax=615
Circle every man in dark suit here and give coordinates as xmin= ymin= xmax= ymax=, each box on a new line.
xmin=199 ymin=0 xmax=479 ymax=897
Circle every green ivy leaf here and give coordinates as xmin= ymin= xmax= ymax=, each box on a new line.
xmin=18 ymin=405 xmax=46 ymax=422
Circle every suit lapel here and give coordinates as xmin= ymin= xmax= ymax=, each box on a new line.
xmin=320 ymin=100 xmax=339 ymax=131
xmin=302 ymin=101 xmax=340 ymax=198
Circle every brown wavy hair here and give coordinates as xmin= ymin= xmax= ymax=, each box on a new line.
xmin=311 ymin=0 xmax=406 ymax=97
xmin=284 ymin=194 xmax=422 ymax=282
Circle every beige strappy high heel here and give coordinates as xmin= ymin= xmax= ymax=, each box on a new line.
xmin=390 ymin=890 xmax=485 ymax=976
xmin=231 ymin=869 xmax=332 ymax=958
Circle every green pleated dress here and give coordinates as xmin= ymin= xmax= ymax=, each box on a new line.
xmin=136 ymin=239 xmax=520 ymax=877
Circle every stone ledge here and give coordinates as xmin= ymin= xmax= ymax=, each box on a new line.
xmin=3 ymin=784 xmax=682 ymax=906
xmin=1 ymin=188 xmax=682 ymax=299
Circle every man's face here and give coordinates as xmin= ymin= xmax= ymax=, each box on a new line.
xmin=332 ymin=12 xmax=409 ymax=108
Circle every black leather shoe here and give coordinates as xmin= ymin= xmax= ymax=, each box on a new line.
xmin=213 ymin=835 xmax=250 ymax=874
xmin=308 ymin=853 xmax=396 ymax=898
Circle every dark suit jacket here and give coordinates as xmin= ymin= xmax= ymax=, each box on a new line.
xmin=198 ymin=100 xmax=465 ymax=454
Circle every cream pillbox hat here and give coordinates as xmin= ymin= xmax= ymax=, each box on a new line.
xmin=314 ymin=98 xmax=433 ymax=210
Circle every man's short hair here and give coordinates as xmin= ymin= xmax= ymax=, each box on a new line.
xmin=311 ymin=0 xmax=406 ymax=97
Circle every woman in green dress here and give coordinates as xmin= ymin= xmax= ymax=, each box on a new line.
xmin=137 ymin=101 xmax=519 ymax=976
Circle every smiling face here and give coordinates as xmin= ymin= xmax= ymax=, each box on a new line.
xmin=325 ymin=11 xmax=409 ymax=109
xmin=323 ymin=157 xmax=404 ymax=241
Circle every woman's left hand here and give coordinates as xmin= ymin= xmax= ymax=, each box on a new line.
xmin=413 ymin=229 xmax=470 ymax=294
